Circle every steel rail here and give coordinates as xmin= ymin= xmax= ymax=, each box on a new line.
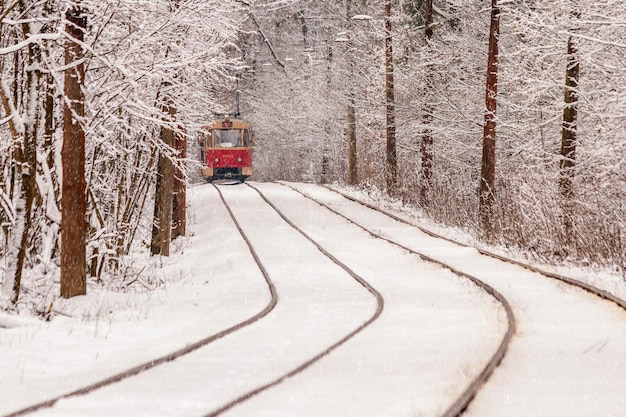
xmin=320 ymin=184 xmax=626 ymax=311
xmin=3 ymin=184 xmax=278 ymax=417
xmin=300 ymin=181 xmax=626 ymax=415
xmin=279 ymin=182 xmax=516 ymax=417
xmin=202 ymin=183 xmax=384 ymax=416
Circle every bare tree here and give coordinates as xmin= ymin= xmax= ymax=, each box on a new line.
xmin=172 ymin=129 xmax=186 ymax=240
xmin=479 ymin=0 xmax=500 ymax=236
xmin=151 ymin=93 xmax=176 ymax=257
xmin=60 ymin=2 xmax=87 ymax=298
xmin=420 ymin=0 xmax=434 ymax=206
xmin=320 ymin=41 xmax=333 ymax=184
xmin=384 ymin=0 xmax=397 ymax=191
xmin=559 ymin=8 xmax=580 ymax=237
xmin=346 ymin=0 xmax=358 ymax=185
xmin=0 ymin=0 xmax=248 ymax=308
xmin=10 ymin=5 xmax=43 ymax=303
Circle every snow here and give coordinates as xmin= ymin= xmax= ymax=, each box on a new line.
xmin=2 ymin=182 xmax=626 ymax=416
xmin=0 ymin=34 xmax=61 ymax=56
xmin=351 ymin=15 xmax=373 ymax=21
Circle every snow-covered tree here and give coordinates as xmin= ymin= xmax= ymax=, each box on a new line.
xmin=1 ymin=0 xmax=248 ymax=308
xmin=245 ymin=0 xmax=626 ymax=269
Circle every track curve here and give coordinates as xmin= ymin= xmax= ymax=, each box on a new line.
xmin=321 ymin=184 xmax=626 ymax=310
xmin=203 ymin=184 xmax=385 ymax=416
xmin=286 ymin=181 xmax=626 ymax=416
xmin=276 ymin=182 xmax=515 ymax=417
xmin=13 ymin=183 xmax=386 ymax=417
xmin=3 ymin=184 xmax=278 ymax=417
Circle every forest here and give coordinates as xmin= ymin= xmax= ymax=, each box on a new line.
xmin=0 ymin=0 xmax=624 ymax=312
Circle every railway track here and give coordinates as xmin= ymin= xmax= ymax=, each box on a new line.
xmin=5 ymin=182 xmax=516 ymax=417
xmin=248 ymin=182 xmax=515 ymax=417
xmin=5 ymin=184 xmax=385 ymax=417
xmin=3 ymin=185 xmax=278 ymax=417
xmin=203 ymin=184 xmax=511 ymax=417
xmin=202 ymin=184 xmax=385 ymax=416
xmin=7 ymin=182 xmax=510 ymax=417
xmin=318 ymin=183 xmax=626 ymax=311
xmin=9 ymin=181 xmax=622 ymax=416
xmin=276 ymin=181 xmax=626 ymax=416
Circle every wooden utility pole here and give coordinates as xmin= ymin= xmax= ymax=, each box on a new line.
xmin=60 ymin=4 xmax=87 ymax=298
xmin=384 ymin=0 xmax=397 ymax=190
xmin=479 ymin=0 xmax=500 ymax=236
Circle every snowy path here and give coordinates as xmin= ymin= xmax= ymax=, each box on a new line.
xmin=221 ymin=183 xmax=507 ymax=417
xmin=1 ymin=185 xmax=273 ymax=416
xmin=4 ymin=181 xmax=624 ymax=416
xmin=1 ymin=182 xmax=505 ymax=417
xmin=16 ymin=184 xmax=380 ymax=416
xmin=287 ymin=182 xmax=626 ymax=417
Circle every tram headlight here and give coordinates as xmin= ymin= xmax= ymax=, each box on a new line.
xmin=214 ymin=157 xmax=219 ymax=163
xmin=237 ymin=157 xmax=242 ymax=163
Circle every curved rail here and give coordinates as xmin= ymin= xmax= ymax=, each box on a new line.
xmin=279 ymin=182 xmax=516 ymax=417
xmin=3 ymin=184 xmax=278 ymax=417
xmin=304 ymin=182 xmax=626 ymax=414
xmin=203 ymin=183 xmax=384 ymax=416
xmin=321 ymin=184 xmax=626 ymax=311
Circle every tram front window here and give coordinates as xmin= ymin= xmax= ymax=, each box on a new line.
xmin=214 ymin=129 xmax=242 ymax=147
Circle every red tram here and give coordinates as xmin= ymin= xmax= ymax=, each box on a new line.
xmin=198 ymin=116 xmax=256 ymax=182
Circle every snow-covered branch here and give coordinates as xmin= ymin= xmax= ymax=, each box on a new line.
xmin=0 ymin=33 xmax=61 ymax=55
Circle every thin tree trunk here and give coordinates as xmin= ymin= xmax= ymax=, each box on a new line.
xmin=559 ymin=34 xmax=579 ymax=236
xmin=479 ymin=0 xmax=500 ymax=237
xmin=321 ymin=42 xmax=332 ymax=184
xmin=60 ymin=4 xmax=87 ymax=298
xmin=0 ymin=41 xmax=22 ymax=299
xmin=126 ymin=148 xmax=157 ymax=255
xmin=43 ymin=74 xmax=55 ymax=171
xmin=384 ymin=0 xmax=397 ymax=191
xmin=347 ymin=93 xmax=357 ymax=185
xmin=0 ymin=82 xmax=19 ymax=141
xmin=420 ymin=0 xmax=434 ymax=206
xmin=172 ymin=129 xmax=186 ymax=239
xmin=12 ymin=40 xmax=41 ymax=304
xmin=124 ymin=144 xmax=158 ymax=255
xmin=346 ymin=0 xmax=357 ymax=185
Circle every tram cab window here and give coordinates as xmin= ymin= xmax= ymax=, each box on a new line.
xmin=214 ymin=129 xmax=242 ymax=147
xmin=242 ymin=129 xmax=251 ymax=146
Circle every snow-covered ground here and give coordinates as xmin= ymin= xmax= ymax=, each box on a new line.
xmin=2 ymin=182 xmax=626 ymax=417
xmin=286 ymin=182 xmax=626 ymax=417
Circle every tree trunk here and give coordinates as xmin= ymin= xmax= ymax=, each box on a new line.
xmin=320 ymin=42 xmax=332 ymax=184
xmin=479 ymin=0 xmax=500 ymax=237
xmin=347 ymin=93 xmax=357 ymax=185
xmin=559 ymin=34 xmax=579 ymax=236
xmin=44 ymin=73 xmax=56 ymax=171
xmin=151 ymin=97 xmax=176 ymax=256
xmin=60 ymin=5 xmax=87 ymax=298
xmin=172 ymin=129 xmax=186 ymax=240
xmin=384 ymin=0 xmax=397 ymax=191
xmin=420 ymin=0 xmax=434 ymax=206
xmin=12 ymin=41 xmax=41 ymax=304
xmin=346 ymin=0 xmax=357 ymax=186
